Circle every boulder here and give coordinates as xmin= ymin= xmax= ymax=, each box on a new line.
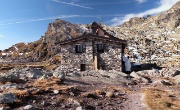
xmin=0 ymin=93 xmax=17 ymax=104
xmin=53 ymin=71 xmax=65 ymax=81
xmin=26 ymin=68 xmax=44 ymax=79
xmin=5 ymin=72 xmax=20 ymax=82
xmin=0 ymin=72 xmax=20 ymax=83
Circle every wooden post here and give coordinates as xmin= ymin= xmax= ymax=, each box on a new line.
xmin=93 ymin=54 xmax=98 ymax=70
xmin=92 ymin=40 xmax=98 ymax=71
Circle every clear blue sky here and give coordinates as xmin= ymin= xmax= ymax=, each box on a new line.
xmin=0 ymin=0 xmax=179 ymax=50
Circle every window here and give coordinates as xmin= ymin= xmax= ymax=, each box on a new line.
xmin=92 ymin=27 xmax=98 ymax=35
xmin=97 ymin=44 xmax=105 ymax=53
xmin=75 ymin=44 xmax=84 ymax=53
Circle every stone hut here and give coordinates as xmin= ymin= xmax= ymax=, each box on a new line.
xmin=59 ymin=22 xmax=126 ymax=72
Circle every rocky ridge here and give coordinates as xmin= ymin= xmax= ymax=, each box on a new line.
xmin=0 ymin=20 xmax=87 ymax=63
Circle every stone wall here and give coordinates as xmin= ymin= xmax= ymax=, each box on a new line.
xmin=94 ymin=41 xmax=122 ymax=71
xmin=59 ymin=39 xmax=122 ymax=72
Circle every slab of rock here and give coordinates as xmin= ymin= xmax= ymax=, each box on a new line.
xmin=130 ymin=72 xmax=150 ymax=83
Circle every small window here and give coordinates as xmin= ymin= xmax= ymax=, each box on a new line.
xmin=97 ymin=44 xmax=105 ymax=53
xmin=75 ymin=44 xmax=84 ymax=53
xmin=92 ymin=27 xmax=98 ymax=35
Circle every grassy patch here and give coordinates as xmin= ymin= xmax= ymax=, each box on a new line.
xmin=144 ymin=88 xmax=180 ymax=110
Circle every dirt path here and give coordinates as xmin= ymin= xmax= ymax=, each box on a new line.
xmin=121 ymin=93 xmax=151 ymax=110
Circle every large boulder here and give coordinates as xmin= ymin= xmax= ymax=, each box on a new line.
xmin=0 ymin=72 xmax=20 ymax=83
xmin=26 ymin=68 xmax=44 ymax=79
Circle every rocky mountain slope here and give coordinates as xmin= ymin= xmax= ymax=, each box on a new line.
xmin=103 ymin=1 xmax=180 ymax=67
xmin=0 ymin=1 xmax=179 ymax=67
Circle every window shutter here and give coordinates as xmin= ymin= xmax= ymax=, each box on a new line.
xmin=104 ymin=44 xmax=109 ymax=52
xmin=94 ymin=44 xmax=97 ymax=53
xmin=83 ymin=44 xmax=86 ymax=53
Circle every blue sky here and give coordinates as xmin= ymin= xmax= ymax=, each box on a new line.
xmin=0 ymin=0 xmax=179 ymax=50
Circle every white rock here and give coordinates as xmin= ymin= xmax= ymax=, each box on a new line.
xmin=173 ymin=75 xmax=180 ymax=84
xmin=23 ymin=105 xmax=35 ymax=110
xmin=53 ymin=90 xmax=59 ymax=94
xmin=76 ymin=106 xmax=83 ymax=110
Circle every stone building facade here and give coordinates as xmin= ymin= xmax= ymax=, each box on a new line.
xmin=59 ymin=22 xmax=126 ymax=72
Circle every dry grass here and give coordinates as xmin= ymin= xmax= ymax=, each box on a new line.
xmin=44 ymin=64 xmax=57 ymax=70
xmin=33 ymin=76 xmax=76 ymax=92
xmin=144 ymin=88 xmax=180 ymax=110
xmin=3 ymin=89 xmax=30 ymax=102
xmin=33 ymin=77 xmax=62 ymax=89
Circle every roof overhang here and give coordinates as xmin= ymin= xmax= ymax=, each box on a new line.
xmin=59 ymin=33 xmax=126 ymax=45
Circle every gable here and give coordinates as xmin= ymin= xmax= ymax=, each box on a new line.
xmin=59 ymin=22 xmax=126 ymax=45
xmin=91 ymin=22 xmax=114 ymax=38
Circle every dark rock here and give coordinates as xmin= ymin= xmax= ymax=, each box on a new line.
xmin=0 ymin=93 xmax=17 ymax=104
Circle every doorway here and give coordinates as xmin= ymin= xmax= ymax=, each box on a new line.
xmin=80 ymin=64 xmax=86 ymax=71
